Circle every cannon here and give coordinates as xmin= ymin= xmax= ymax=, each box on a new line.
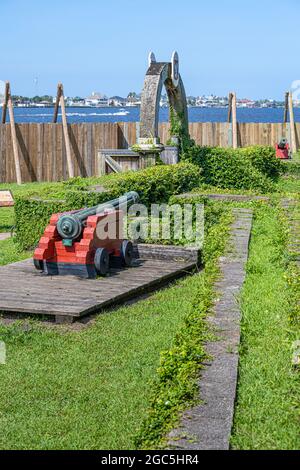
xmin=275 ymin=138 xmax=290 ymax=159
xmin=33 ymin=191 xmax=140 ymax=278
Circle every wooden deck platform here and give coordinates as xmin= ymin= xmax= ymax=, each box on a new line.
xmin=0 ymin=244 xmax=199 ymax=323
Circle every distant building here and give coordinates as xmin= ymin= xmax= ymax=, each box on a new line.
xmin=126 ymin=92 xmax=141 ymax=107
xmin=71 ymin=98 xmax=86 ymax=106
xmin=237 ymin=99 xmax=256 ymax=108
xmin=109 ymin=96 xmax=126 ymax=107
xmin=196 ymin=95 xmax=228 ymax=108
xmin=85 ymin=92 xmax=109 ymax=107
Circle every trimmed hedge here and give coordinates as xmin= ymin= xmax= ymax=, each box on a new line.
xmin=14 ymin=163 xmax=202 ymax=250
xmin=182 ymin=145 xmax=277 ymax=192
xmin=239 ymin=146 xmax=283 ymax=180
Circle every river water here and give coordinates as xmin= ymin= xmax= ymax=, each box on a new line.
xmin=5 ymin=106 xmax=300 ymax=124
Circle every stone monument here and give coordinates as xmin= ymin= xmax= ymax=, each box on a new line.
xmin=137 ymin=51 xmax=189 ymax=157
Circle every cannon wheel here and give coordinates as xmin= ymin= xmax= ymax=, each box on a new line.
xmin=121 ymin=240 xmax=134 ymax=267
xmin=94 ymin=248 xmax=109 ymax=276
xmin=33 ymin=259 xmax=44 ymax=271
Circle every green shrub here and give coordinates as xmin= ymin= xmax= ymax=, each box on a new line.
xmin=281 ymin=161 xmax=300 ymax=177
xmin=182 ymin=146 xmax=275 ymax=192
xmin=106 ymin=162 xmax=202 ymax=205
xmin=14 ymin=163 xmax=202 ymax=250
xmin=239 ymin=146 xmax=283 ymax=180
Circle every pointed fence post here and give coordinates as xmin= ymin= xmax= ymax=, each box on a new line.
xmin=228 ymin=92 xmax=238 ymax=148
xmin=53 ymin=82 xmax=74 ymax=179
xmin=232 ymin=92 xmax=238 ymax=148
xmin=288 ymin=91 xmax=297 ymax=155
xmin=6 ymin=82 xmax=22 ymax=184
xmin=283 ymin=91 xmax=289 ymax=124
xmin=53 ymin=83 xmax=63 ymax=124
xmin=227 ymin=92 xmax=233 ymax=124
xmin=1 ymin=81 xmax=9 ymax=124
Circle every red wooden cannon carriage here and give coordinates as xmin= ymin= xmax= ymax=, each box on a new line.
xmin=33 ymin=192 xmax=139 ymax=278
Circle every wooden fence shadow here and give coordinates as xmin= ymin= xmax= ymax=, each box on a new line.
xmin=68 ymin=125 xmax=88 ymax=177
xmin=237 ymin=123 xmax=242 ymax=147
xmin=15 ymin=124 xmax=37 ymax=181
xmin=117 ymin=125 xmax=129 ymax=149
xmin=295 ymin=124 xmax=300 ymax=151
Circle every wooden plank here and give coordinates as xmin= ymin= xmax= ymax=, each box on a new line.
xmin=284 ymin=92 xmax=289 ymax=123
xmin=227 ymin=92 xmax=233 ymax=123
xmin=232 ymin=92 xmax=238 ymax=148
xmin=0 ymin=253 xmax=198 ymax=320
xmin=0 ymin=125 xmax=4 ymax=182
xmin=60 ymin=87 xmax=74 ymax=178
xmin=53 ymin=83 xmax=62 ymax=123
xmin=7 ymin=86 xmax=22 ymax=184
xmin=1 ymin=82 xmax=9 ymax=124
xmin=37 ymin=123 xmax=43 ymax=181
xmin=288 ymin=91 xmax=297 ymax=153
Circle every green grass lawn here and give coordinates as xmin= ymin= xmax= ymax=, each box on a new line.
xmin=275 ymin=176 xmax=300 ymax=194
xmin=231 ymin=204 xmax=300 ymax=450
xmin=0 ymin=181 xmax=65 ymax=195
xmin=0 ymin=272 xmax=208 ymax=450
xmin=292 ymin=151 xmax=300 ymax=163
xmin=0 ymin=238 xmax=32 ymax=266
xmin=0 ymin=176 xmax=299 ymax=450
xmin=0 ymin=182 xmax=225 ymax=450
xmin=0 ymin=207 xmax=14 ymax=233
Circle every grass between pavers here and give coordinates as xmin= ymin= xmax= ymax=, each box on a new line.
xmin=231 ymin=204 xmax=300 ymax=450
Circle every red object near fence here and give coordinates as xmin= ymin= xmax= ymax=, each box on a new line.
xmin=275 ymin=139 xmax=290 ymax=159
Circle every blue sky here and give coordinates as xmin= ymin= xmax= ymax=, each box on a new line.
xmin=1 ymin=0 xmax=299 ymax=99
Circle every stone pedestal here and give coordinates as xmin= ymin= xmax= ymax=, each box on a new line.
xmin=160 ymin=146 xmax=179 ymax=165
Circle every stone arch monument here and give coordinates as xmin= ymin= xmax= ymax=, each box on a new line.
xmin=138 ymin=51 xmax=189 ymax=149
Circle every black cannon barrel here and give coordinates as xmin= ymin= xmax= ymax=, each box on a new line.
xmin=57 ymin=191 xmax=140 ymax=241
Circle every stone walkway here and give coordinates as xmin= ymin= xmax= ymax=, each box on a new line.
xmin=168 ymin=208 xmax=253 ymax=450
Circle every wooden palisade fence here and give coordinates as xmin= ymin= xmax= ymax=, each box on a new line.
xmin=0 ymin=121 xmax=299 ymax=183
